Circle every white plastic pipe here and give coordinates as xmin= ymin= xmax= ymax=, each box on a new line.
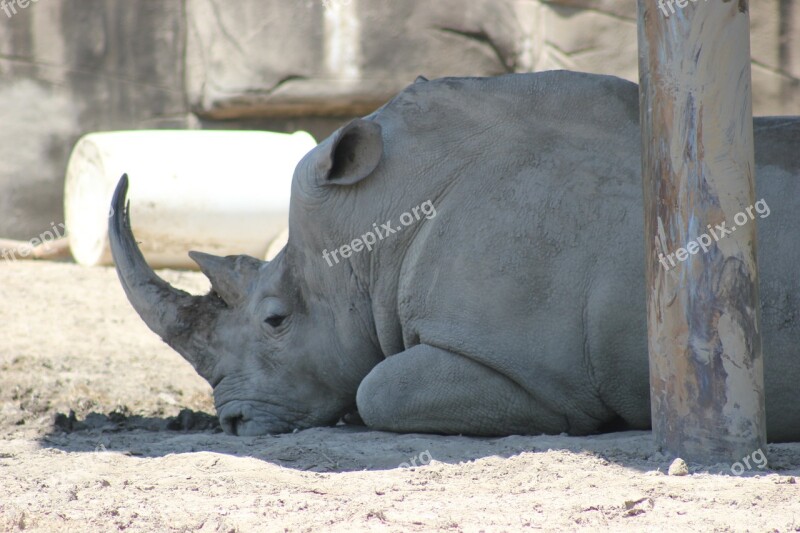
xmin=64 ymin=130 xmax=316 ymax=268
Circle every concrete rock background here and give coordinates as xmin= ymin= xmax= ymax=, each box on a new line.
xmin=0 ymin=1 xmax=187 ymax=240
xmin=0 ymin=0 xmax=797 ymax=240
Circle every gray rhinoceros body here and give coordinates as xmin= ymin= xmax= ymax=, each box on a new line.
xmin=110 ymin=70 xmax=800 ymax=441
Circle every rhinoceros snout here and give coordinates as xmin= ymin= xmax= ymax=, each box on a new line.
xmin=217 ymin=402 xmax=296 ymax=436
xmin=218 ymin=403 xmax=261 ymax=436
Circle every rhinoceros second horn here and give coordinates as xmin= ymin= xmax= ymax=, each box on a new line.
xmin=188 ymin=251 xmax=262 ymax=307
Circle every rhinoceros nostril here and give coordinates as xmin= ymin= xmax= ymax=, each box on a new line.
xmin=222 ymin=414 xmax=244 ymax=436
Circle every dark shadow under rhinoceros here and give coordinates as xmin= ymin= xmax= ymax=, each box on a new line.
xmin=108 ymin=70 xmax=800 ymax=441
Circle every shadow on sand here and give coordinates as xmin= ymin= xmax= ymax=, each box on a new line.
xmin=35 ymin=408 xmax=800 ymax=476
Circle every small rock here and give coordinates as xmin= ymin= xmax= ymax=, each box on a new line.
xmin=668 ymin=458 xmax=689 ymax=476
xmin=624 ymin=497 xmax=653 ymax=516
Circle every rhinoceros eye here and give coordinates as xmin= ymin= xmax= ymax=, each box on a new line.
xmin=262 ymin=297 xmax=289 ymax=329
xmin=264 ymin=314 xmax=286 ymax=328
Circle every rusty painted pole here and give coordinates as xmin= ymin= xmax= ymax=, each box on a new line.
xmin=637 ymin=0 xmax=766 ymax=463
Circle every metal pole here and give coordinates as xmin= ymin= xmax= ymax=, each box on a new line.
xmin=637 ymin=0 xmax=767 ymax=463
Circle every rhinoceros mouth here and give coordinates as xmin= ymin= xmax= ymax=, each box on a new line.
xmin=216 ymin=400 xmax=302 ymax=436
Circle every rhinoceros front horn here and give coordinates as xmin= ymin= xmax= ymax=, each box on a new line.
xmin=108 ymin=174 xmax=224 ymax=381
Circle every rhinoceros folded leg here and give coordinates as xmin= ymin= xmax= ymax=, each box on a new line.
xmin=355 ymin=345 xmax=572 ymax=436
xmin=341 ymin=410 xmax=365 ymax=426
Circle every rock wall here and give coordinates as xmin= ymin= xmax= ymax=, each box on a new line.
xmin=0 ymin=0 xmax=797 ymax=240
xmin=185 ymin=0 xmax=537 ymax=119
xmin=536 ymin=0 xmax=800 ymax=116
xmin=0 ymin=1 xmax=187 ymax=240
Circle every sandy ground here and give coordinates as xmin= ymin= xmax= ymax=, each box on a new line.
xmin=1 ymin=260 xmax=799 ymax=532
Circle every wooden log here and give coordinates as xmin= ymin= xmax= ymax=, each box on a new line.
xmin=0 ymin=237 xmax=71 ymax=261
xmin=637 ymin=0 xmax=767 ymax=462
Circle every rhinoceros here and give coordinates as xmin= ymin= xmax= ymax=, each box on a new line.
xmin=108 ymin=70 xmax=800 ymax=440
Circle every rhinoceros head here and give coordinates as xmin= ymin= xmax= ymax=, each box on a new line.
xmin=108 ymin=119 xmax=387 ymax=435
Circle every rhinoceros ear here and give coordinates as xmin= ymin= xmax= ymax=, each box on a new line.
xmin=316 ymin=119 xmax=383 ymax=187
xmin=188 ymin=251 xmax=263 ymax=307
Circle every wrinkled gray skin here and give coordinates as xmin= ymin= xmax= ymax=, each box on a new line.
xmin=109 ymin=71 xmax=800 ymax=441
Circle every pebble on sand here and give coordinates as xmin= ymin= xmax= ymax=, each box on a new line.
xmin=668 ymin=458 xmax=689 ymax=476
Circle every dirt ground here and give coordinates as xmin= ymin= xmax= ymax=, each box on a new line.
xmin=1 ymin=260 xmax=799 ymax=532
